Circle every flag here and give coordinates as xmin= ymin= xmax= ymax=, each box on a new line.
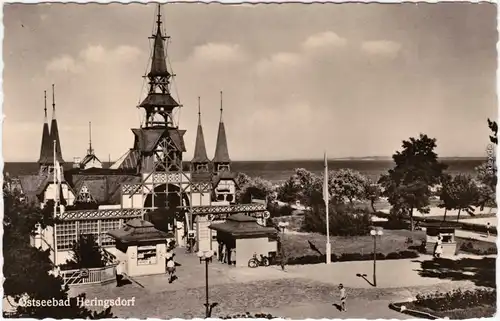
xmin=55 ymin=160 xmax=62 ymax=184
xmin=323 ymin=152 xmax=329 ymax=205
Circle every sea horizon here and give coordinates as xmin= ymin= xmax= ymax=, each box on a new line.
xmin=5 ymin=157 xmax=486 ymax=183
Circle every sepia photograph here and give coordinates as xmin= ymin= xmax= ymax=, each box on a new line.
xmin=2 ymin=1 xmax=497 ymax=319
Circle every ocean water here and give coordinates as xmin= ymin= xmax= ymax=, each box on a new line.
xmin=4 ymin=159 xmax=485 ymax=183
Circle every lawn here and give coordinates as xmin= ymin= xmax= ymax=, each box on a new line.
xmin=455 ymin=237 xmax=497 ymax=255
xmin=281 ymin=229 xmax=425 ymax=258
xmin=401 ymin=302 xmax=496 ymax=319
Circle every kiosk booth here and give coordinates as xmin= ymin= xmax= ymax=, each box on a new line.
xmin=209 ymin=213 xmax=278 ymax=267
xmin=107 ymin=219 xmax=173 ymax=277
xmin=422 ymin=221 xmax=461 ymax=257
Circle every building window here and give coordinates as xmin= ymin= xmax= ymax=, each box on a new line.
xmin=226 ymin=194 xmax=234 ymax=202
xmin=137 ymin=245 xmax=157 ymax=265
xmin=79 ymin=220 xmax=99 ymax=236
xmin=56 ymin=222 xmax=77 ymax=251
xmin=217 ymin=194 xmax=225 ymax=201
xmin=100 ymin=219 xmax=121 ymax=247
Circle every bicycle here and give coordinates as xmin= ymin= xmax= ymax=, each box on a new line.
xmin=248 ymin=253 xmax=270 ymax=268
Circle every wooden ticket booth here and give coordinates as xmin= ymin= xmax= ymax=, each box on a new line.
xmin=422 ymin=221 xmax=461 ymax=257
xmin=209 ymin=213 xmax=278 ymax=267
xmin=107 ymin=219 xmax=173 ymax=277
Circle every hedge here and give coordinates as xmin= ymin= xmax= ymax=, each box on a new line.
xmin=275 ymin=250 xmax=419 ymax=266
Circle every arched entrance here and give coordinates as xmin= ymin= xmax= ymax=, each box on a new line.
xmin=143 ymin=183 xmax=190 ymax=233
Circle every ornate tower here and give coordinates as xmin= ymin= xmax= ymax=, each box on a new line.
xmin=131 ymin=4 xmax=188 ymax=214
xmin=213 ymin=91 xmax=231 ymax=173
xmin=38 ymin=90 xmax=52 ymax=173
xmin=191 ymin=97 xmax=210 ymax=173
xmin=49 ymin=84 xmax=65 ymax=165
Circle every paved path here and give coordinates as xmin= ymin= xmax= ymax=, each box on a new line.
xmin=69 ymin=252 xmax=494 ymax=318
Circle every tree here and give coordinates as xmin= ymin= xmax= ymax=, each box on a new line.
xmin=238 ymin=176 xmax=276 ymax=204
xmin=488 ymin=118 xmax=497 ymax=145
xmin=277 ymin=168 xmax=322 ymax=206
xmin=329 ymin=169 xmax=368 ymax=206
xmin=379 ymin=134 xmax=448 ymax=230
xmin=364 ymin=180 xmax=382 ymax=213
xmin=3 ymin=182 xmax=113 ymax=318
xmin=438 ymin=174 xmax=454 ymax=221
xmin=448 ymin=174 xmax=480 ymax=221
xmin=63 ymin=234 xmax=111 ymax=270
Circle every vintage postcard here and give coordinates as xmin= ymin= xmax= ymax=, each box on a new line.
xmin=2 ymin=1 xmax=497 ymax=319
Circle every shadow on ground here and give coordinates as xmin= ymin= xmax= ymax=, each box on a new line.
xmin=414 ymin=257 xmax=496 ymax=288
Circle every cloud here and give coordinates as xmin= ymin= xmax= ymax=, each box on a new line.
xmin=302 ymin=31 xmax=347 ymax=51
xmin=45 ymin=45 xmax=142 ymax=73
xmin=361 ymin=40 xmax=401 ymax=58
xmin=189 ymin=43 xmax=248 ymax=64
xmin=46 ymin=55 xmax=83 ymax=73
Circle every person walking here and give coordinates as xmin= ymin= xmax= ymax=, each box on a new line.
xmin=434 ymin=236 xmax=443 ymax=259
xmin=338 ymin=284 xmax=347 ymax=312
xmin=166 ymin=259 xmax=176 ymax=283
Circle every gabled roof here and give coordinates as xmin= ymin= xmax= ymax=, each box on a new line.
xmin=209 ymin=213 xmax=277 ymax=238
xmin=81 ymin=153 xmax=102 ymax=169
xmin=213 ymin=120 xmax=230 ymax=163
xmin=68 ymin=173 xmax=141 ymax=205
xmin=110 ymin=149 xmax=140 ymax=170
xmin=107 ymin=218 xmax=171 ymax=244
xmin=75 ymin=178 xmax=108 ymax=203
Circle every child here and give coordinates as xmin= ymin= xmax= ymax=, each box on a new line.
xmin=166 ymin=258 xmax=176 ymax=283
xmin=339 ymin=284 xmax=347 ymax=312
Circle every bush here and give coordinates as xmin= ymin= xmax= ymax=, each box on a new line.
xmin=268 ymin=203 xmax=293 ymax=217
xmin=459 ymin=241 xmax=497 ymax=255
xmin=414 ymin=288 xmax=496 ymax=311
xmin=303 ymin=204 xmax=371 ymax=236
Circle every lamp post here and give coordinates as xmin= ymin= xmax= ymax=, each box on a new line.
xmin=197 ymin=250 xmax=217 ymax=318
xmin=370 ymin=228 xmax=383 ymax=287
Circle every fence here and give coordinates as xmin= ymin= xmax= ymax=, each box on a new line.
xmin=61 ymin=263 xmax=118 ymax=287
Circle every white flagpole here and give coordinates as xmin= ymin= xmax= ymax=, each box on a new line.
xmin=324 ymin=152 xmax=331 ymax=264
xmin=53 ymin=140 xmax=57 ymax=218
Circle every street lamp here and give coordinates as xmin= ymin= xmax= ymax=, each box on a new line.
xmin=370 ymin=228 xmax=383 ymax=287
xmin=197 ymin=250 xmax=218 ymax=318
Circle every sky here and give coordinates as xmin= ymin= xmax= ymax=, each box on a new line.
xmin=3 ymin=2 xmax=497 ymax=162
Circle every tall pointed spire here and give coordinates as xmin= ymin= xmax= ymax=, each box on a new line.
xmin=139 ymin=3 xmax=179 ymax=128
xmin=49 ymin=84 xmax=65 ymax=164
xmin=88 ymin=121 xmax=94 ymax=155
xmin=191 ymin=96 xmax=210 ymax=168
xmin=213 ymin=91 xmax=231 ymax=172
xmin=38 ymin=90 xmax=52 ymax=165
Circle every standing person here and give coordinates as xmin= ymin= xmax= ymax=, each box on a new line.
xmin=217 ymin=241 xmax=223 ymax=262
xmin=115 ymin=260 xmax=123 ymax=287
xmin=230 ymin=248 xmax=236 ymax=266
xmin=434 ymin=236 xmax=443 ymax=259
xmin=338 ymin=284 xmax=347 ymax=312
xmin=486 ymin=222 xmax=491 ymax=238
xmin=222 ymin=243 xmax=227 ymax=264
